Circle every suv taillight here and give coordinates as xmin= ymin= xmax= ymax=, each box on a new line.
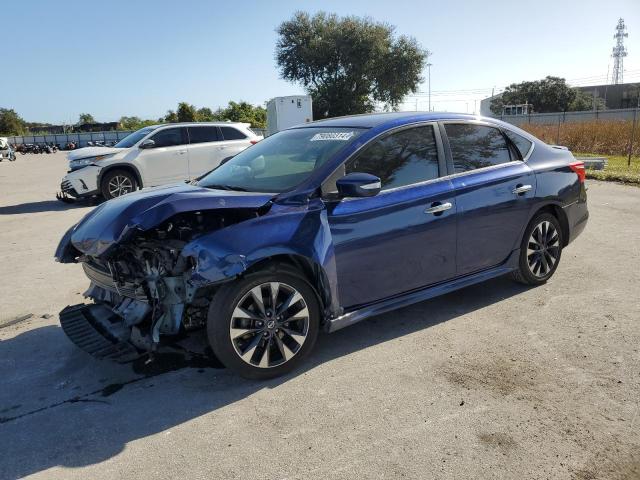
xmin=250 ymin=140 xmax=259 ymax=145
xmin=569 ymin=161 xmax=586 ymax=183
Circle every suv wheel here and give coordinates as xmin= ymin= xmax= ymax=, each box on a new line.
xmin=207 ymin=268 xmax=320 ymax=380
xmin=101 ymin=169 xmax=137 ymax=200
xmin=512 ymin=212 xmax=563 ymax=285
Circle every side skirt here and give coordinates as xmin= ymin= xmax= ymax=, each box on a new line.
xmin=326 ymin=249 xmax=520 ymax=333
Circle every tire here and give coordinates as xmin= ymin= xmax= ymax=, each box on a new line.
xmin=511 ymin=212 xmax=563 ymax=285
xmin=207 ymin=266 xmax=321 ymax=380
xmin=101 ymin=169 xmax=137 ymax=200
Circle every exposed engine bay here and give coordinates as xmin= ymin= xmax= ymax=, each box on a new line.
xmin=60 ymin=208 xmax=261 ymax=362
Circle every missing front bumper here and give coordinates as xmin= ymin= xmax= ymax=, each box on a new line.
xmin=59 ymin=303 xmax=141 ymax=363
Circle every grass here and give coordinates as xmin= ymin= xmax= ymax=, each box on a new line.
xmin=577 ymin=154 xmax=640 ymax=185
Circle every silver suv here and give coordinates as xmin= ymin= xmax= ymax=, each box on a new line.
xmin=58 ymin=122 xmax=262 ymax=201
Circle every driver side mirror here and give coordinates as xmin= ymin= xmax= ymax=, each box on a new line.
xmin=139 ymin=139 xmax=155 ymax=149
xmin=336 ymin=172 xmax=381 ymax=198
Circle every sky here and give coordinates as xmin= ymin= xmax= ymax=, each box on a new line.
xmin=2 ymin=0 xmax=639 ymax=124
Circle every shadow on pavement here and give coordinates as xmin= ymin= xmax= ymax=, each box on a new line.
xmin=0 ymin=276 xmax=530 ymax=479
xmin=0 ymin=199 xmax=92 ymax=215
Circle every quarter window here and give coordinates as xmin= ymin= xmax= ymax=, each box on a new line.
xmin=345 ymin=125 xmax=440 ymax=190
xmin=504 ymin=129 xmax=533 ymax=159
xmin=220 ymin=126 xmax=247 ymax=140
xmin=445 ymin=124 xmax=512 ymax=173
xmin=150 ymin=127 xmax=186 ymax=148
xmin=189 ymin=126 xmax=220 ymax=144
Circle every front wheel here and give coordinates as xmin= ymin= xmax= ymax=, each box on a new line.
xmin=101 ymin=169 xmax=137 ymax=200
xmin=207 ymin=268 xmax=320 ymax=380
xmin=512 ymin=212 xmax=563 ymax=285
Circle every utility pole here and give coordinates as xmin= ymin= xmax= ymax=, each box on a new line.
xmin=425 ymin=50 xmax=433 ymax=112
xmin=612 ymin=18 xmax=628 ymax=85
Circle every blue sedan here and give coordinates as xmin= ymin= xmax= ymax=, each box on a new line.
xmin=55 ymin=112 xmax=588 ymax=379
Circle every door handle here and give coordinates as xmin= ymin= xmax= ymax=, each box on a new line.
xmin=176 ymin=150 xmax=187 ymax=155
xmin=425 ymin=201 xmax=452 ymax=215
xmin=512 ymin=184 xmax=532 ymax=195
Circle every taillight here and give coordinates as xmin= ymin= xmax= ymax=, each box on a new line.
xmin=250 ymin=140 xmax=259 ymax=145
xmin=569 ymin=161 xmax=586 ymax=183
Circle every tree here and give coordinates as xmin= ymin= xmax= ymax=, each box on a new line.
xmin=216 ymin=101 xmax=266 ymax=128
xmin=78 ymin=113 xmax=95 ymax=124
xmin=569 ymin=90 xmax=606 ymax=111
xmin=119 ymin=116 xmax=157 ymax=130
xmin=177 ymin=102 xmax=198 ymax=122
xmin=196 ymin=107 xmax=217 ymax=122
xmin=164 ymin=110 xmax=178 ymax=123
xmin=275 ymin=11 xmax=427 ymax=118
xmin=490 ymin=76 xmax=606 ymax=114
xmin=0 ymin=108 xmax=26 ymax=135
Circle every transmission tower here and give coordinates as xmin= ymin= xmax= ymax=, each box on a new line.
xmin=611 ymin=18 xmax=628 ymax=84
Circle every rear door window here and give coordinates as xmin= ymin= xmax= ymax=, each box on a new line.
xmin=150 ymin=127 xmax=187 ymax=148
xmin=344 ymin=125 xmax=440 ymax=191
xmin=220 ymin=126 xmax=247 ymax=140
xmin=504 ymin=129 xmax=533 ymax=159
xmin=188 ymin=126 xmax=220 ymax=144
xmin=444 ymin=123 xmax=512 ymax=173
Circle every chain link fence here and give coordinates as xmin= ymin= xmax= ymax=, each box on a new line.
xmin=6 ymin=131 xmax=134 ymax=148
xmin=497 ymin=107 xmax=639 ymax=162
xmin=7 ymin=127 xmax=268 ymax=148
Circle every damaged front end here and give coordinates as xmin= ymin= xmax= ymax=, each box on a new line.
xmin=56 ymin=184 xmax=274 ymax=362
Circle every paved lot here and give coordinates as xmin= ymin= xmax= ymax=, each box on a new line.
xmin=1 ymin=152 xmax=639 ymax=479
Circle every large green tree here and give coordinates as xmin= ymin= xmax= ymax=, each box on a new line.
xmin=0 ymin=108 xmax=26 ymax=135
xmin=275 ymin=11 xmax=427 ymax=118
xmin=490 ymin=76 xmax=605 ymax=114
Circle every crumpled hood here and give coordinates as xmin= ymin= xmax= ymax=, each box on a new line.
xmin=67 ymin=146 xmax=126 ymax=161
xmin=66 ymin=183 xmax=274 ymax=258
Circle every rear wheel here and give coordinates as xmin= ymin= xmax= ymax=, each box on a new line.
xmin=101 ymin=169 xmax=137 ymax=200
xmin=512 ymin=212 xmax=563 ymax=285
xmin=207 ymin=268 xmax=320 ymax=380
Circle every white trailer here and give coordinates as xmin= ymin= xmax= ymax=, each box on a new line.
xmin=266 ymin=95 xmax=313 ymax=136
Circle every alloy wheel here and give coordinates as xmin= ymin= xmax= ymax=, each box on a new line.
xmin=229 ymin=282 xmax=310 ymax=368
xmin=526 ymin=220 xmax=560 ymax=277
xmin=108 ymin=175 xmax=133 ymax=197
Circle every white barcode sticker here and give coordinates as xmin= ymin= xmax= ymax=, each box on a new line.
xmin=310 ymin=132 xmax=355 ymax=141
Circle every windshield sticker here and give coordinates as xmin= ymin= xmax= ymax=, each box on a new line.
xmin=310 ymin=131 xmax=355 ymax=142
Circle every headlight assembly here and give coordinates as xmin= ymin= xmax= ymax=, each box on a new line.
xmin=69 ymin=155 xmax=109 ymax=171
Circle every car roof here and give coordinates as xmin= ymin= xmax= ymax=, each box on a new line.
xmin=293 ymin=111 xmax=480 ymax=129
xmin=153 ymin=122 xmax=251 ymax=128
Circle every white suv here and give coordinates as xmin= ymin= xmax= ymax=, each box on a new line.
xmin=58 ymin=122 xmax=261 ymax=200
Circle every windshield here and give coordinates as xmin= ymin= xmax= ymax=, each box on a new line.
xmin=114 ymin=126 xmax=159 ymax=148
xmin=197 ymin=127 xmax=365 ymax=193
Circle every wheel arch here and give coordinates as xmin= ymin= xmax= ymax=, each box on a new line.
xmin=240 ymin=253 xmax=335 ymax=321
xmin=528 ymin=202 xmax=570 ymax=247
xmin=98 ymin=163 xmax=144 ymax=190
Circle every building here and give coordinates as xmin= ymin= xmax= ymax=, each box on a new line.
xmin=575 ymin=83 xmax=640 ymax=109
